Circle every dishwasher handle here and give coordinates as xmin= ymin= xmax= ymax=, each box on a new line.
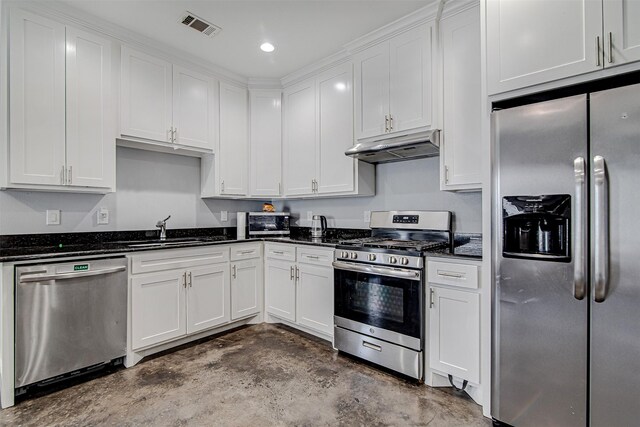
xmin=19 ymin=265 xmax=126 ymax=283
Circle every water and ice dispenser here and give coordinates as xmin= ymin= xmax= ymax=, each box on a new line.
xmin=502 ymin=195 xmax=571 ymax=261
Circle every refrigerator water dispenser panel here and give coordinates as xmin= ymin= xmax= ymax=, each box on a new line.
xmin=502 ymin=195 xmax=571 ymax=261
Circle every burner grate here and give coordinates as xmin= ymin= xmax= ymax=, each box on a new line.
xmin=339 ymin=237 xmax=448 ymax=252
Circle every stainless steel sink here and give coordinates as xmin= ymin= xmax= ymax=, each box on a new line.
xmin=124 ymin=237 xmax=215 ymax=248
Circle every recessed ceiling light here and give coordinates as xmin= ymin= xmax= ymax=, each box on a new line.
xmin=260 ymin=42 xmax=275 ymax=53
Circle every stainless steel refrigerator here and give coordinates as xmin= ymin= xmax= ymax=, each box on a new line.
xmin=492 ymin=82 xmax=640 ymax=426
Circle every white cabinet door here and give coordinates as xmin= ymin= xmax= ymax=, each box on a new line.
xmin=186 ymin=264 xmax=230 ymax=334
xmin=487 ymin=0 xmax=603 ymax=94
xmin=316 ymin=63 xmax=355 ymax=195
xmin=429 ymin=286 xmax=480 ymax=384
xmin=441 ymin=5 xmax=482 ymax=190
xmin=604 ymin=0 xmax=640 ymax=66
xmin=265 ymin=259 xmax=296 ymax=322
xmin=250 ymin=90 xmax=282 ymax=196
xmin=120 ymin=46 xmax=172 ymax=142
xmin=354 ymin=41 xmax=390 ymax=140
xmin=283 ymin=79 xmax=316 ymax=196
xmin=9 ymin=9 xmax=66 ymax=186
xmin=219 ymin=82 xmax=248 ymax=196
xmin=389 ymin=23 xmax=433 ymax=133
xmin=131 ymin=270 xmax=186 ymax=350
xmin=296 ymin=263 xmax=334 ymax=336
xmin=231 ymin=258 xmax=262 ymax=320
xmin=172 ymin=66 xmax=216 ymax=150
xmin=65 ymin=27 xmax=114 ymax=189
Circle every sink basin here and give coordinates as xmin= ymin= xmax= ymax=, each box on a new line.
xmin=122 ymin=237 xmax=216 ymax=248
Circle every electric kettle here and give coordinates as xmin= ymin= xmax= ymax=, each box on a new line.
xmin=311 ymin=215 xmax=327 ymax=238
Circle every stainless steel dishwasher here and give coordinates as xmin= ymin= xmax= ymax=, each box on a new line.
xmin=15 ymin=257 xmax=127 ymax=389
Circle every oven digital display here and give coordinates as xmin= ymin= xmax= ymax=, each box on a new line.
xmin=393 ymin=215 xmax=419 ymax=224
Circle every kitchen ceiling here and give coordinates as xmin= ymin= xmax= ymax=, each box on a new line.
xmin=59 ymin=0 xmax=432 ymax=79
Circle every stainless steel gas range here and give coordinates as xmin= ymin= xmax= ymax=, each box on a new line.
xmin=332 ymin=210 xmax=452 ymax=380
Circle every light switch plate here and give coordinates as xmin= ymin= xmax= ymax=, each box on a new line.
xmin=364 ymin=210 xmax=371 ymax=223
xmin=46 ymin=209 xmax=61 ymax=225
xmin=307 ymin=211 xmax=313 ymax=221
xmin=221 ymin=211 xmax=228 ymax=222
xmin=97 ymin=207 xmax=109 ymax=225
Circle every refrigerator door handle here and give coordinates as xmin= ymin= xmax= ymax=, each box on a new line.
xmin=594 ymin=155 xmax=609 ymax=303
xmin=573 ymin=157 xmax=587 ymax=300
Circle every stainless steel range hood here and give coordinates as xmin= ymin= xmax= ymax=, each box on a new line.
xmin=345 ymin=130 xmax=440 ymax=164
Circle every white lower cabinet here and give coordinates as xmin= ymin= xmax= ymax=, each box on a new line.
xmin=187 ymin=264 xmax=230 ymax=334
xmin=429 ymin=285 xmax=480 ymax=384
xmin=264 ymin=243 xmax=334 ymax=339
xmin=296 ymin=263 xmax=334 ymax=336
xmin=265 ymin=258 xmax=296 ymax=322
xmin=427 ymin=258 xmax=481 ymax=386
xmin=231 ymin=258 xmax=263 ymax=320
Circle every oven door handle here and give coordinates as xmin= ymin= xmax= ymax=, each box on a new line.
xmin=332 ymin=261 xmax=421 ymax=281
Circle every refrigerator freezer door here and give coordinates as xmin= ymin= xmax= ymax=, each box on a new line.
xmin=590 ymin=83 xmax=640 ymax=426
xmin=493 ymin=95 xmax=588 ymax=426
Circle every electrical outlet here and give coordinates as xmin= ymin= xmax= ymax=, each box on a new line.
xmin=97 ymin=207 xmax=109 ymax=225
xmin=46 ymin=210 xmax=61 ymax=225
xmin=306 ymin=211 xmax=313 ymax=221
xmin=221 ymin=211 xmax=228 ymax=222
xmin=364 ymin=210 xmax=371 ymax=223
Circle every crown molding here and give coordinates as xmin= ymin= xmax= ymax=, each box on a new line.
xmin=247 ymin=78 xmax=283 ymax=90
xmin=8 ymin=0 xmax=248 ymax=85
xmin=343 ymin=2 xmax=440 ymax=54
xmin=280 ymin=50 xmax=351 ymax=87
xmin=440 ymin=0 xmax=479 ymax=20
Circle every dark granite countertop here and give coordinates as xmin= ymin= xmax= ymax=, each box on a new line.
xmin=0 ymin=227 xmax=481 ymax=263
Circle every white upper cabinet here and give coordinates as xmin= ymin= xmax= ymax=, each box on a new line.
xmin=440 ymin=4 xmax=482 ymax=191
xmin=250 ymin=90 xmax=282 ymax=197
xmin=9 ymin=9 xmax=113 ymax=191
xmin=316 ymin=63 xmax=355 ymax=195
xmin=283 ymin=79 xmax=316 ymax=196
xmin=120 ymin=46 xmax=173 ymax=143
xmin=487 ymin=0 xmax=609 ymax=94
xmin=354 ymin=22 xmax=434 ymax=141
xmin=173 ymin=66 xmax=216 ymax=150
xmin=603 ymin=0 xmax=640 ymax=66
xmin=65 ymin=27 xmax=114 ymax=188
xmin=218 ymin=82 xmax=248 ymax=196
xmin=120 ymin=46 xmax=216 ymax=152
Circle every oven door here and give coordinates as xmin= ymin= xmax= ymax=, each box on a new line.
xmin=333 ymin=260 xmax=423 ymax=349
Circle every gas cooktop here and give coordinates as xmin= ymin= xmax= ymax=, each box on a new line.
xmin=338 ymin=237 xmax=449 ymax=253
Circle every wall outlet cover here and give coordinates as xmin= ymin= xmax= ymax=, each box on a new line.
xmin=46 ymin=209 xmax=61 ymax=225
xmin=97 ymin=208 xmax=109 ymax=225
xmin=221 ymin=211 xmax=228 ymax=222
xmin=306 ymin=211 xmax=313 ymax=221
xmin=364 ymin=210 xmax=371 ymax=223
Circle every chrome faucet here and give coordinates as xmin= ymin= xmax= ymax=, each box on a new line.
xmin=156 ymin=215 xmax=171 ymax=241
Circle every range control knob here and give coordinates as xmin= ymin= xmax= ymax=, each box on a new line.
xmin=341 ymin=251 xmax=349 ymax=258
xmin=368 ymin=253 xmax=377 ymax=261
xmin=350 ymin=252 xmax=358 ymax=260
xmin=401 ymin=257 xmax=409 ymax=266
xmin=389 ymin=256 xmax=398 ymax=264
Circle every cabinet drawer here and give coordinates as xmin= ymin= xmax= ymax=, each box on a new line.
xmin=296 ymin=246 xmax=334 ymax=266
xmin=130 ymin=246 xmax=230 ymax=274
xmin=230 ymin=243 xmax=262 ymax=261
xmin=264 ymin=243 xmax=296 ymax=261
xmin=427 ymin=260 xmax=478 ymax=289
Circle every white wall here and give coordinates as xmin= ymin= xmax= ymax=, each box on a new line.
xmin=274 ymin=157 xmax=482 ymax=233
xmin=0 ymin=147 xmax=264 ymax=235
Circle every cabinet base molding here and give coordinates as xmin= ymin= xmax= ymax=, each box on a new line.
xmin=425 ymin=369 xmax=482 ymax=405
xmin=125 ymin=314 xmax=259 ymax=368
xmin=265 ymin=313 xmax=333 ymax=344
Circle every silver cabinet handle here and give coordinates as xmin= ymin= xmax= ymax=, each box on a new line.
xmin=188 ymin=271 xmax=192 ymax=287
xmin=239 ymin=250 xmax=254 ymax=254
xmin=68 ymin=166 xmax=72 ymax=185
xmin=295 ymin=266 xmax=299 ymax=280
xmin=429 ymin=288 xmax=435 ymax=308
xmin=573 ymin=157 xmax=587 ymax=300
xmin=389 ymin=115 xmax=393 ymax=131
xmin=437 ymin=270 xmax=463 ymax=279
xmin=232 ymin=265 xmax=236 ymax=279
xmin=168 ymin=128 xmax=173 ymax=142
xmin=183 ymin=271 xmax=187 ymax=288
xmin=593 ymin=155 xmax=609 ymax=303
xmin=332 ymin=261 xmax=421 ymax=281
xmin=306 ymin=255 xmax=320 ymax=260
xmin=362 ymin=341 xmax=382 ymax=352
xmin=19 ymin=266 xmax=126 ymax=283
xmin=444 ymin=165 xmax=450 ymax=183
xmin=60 ymin=165 xmax=66 ymax=185
xmin=273 ymin=250 xmax=284 ymax=255
xmin=596 ymin=36 xmax=601 ymax=67
xmin=384 ymin=115 xmax=389 ymax=133
xmin=278 ymin=182 xmax=281 ymax=194
xmin=290 ymin=266 xmax=294 ymax=280
xmin=608 ymin=32 xmax=613 ymax=64
xmin=221 ymin=181 xmax=225 ymax=193
xmin=173 ymin=127 xmax=178 ymax=142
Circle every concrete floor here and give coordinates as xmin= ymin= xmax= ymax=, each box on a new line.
xmin=0 ymin=324 xmax=489 ymax=426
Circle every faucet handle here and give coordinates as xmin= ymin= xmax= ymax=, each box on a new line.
xmin=156 ymin=215 xmax=171 ymax=227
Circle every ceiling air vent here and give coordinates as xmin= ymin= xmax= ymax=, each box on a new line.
xmin=179 ymin=12 xmax=221 ymax=38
